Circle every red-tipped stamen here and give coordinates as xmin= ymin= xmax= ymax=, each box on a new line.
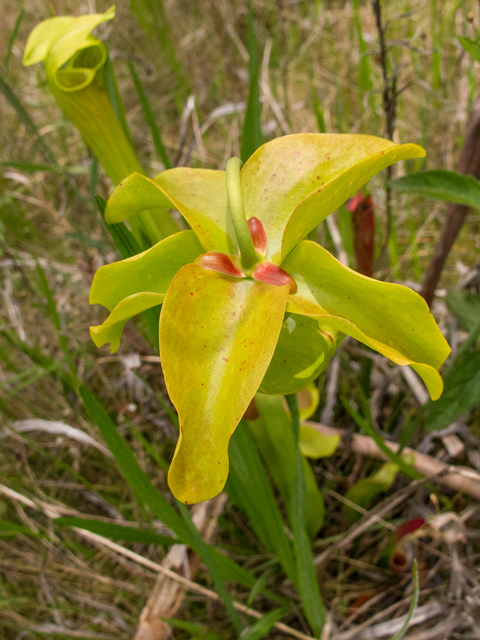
xmin=247 ymin=217 xmax=267 ymax=255
xmin=196 ymin=252 xmax=244 ymax=278
xmin=253 ymin=262 xmax=297 ymax=294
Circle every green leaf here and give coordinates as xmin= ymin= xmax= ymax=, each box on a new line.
xmin=160 ymin=264 xmax=289 ymax=504
xmin=105 ymin=170 xmax=238 ymax=254
xmin=240 ymin=0 xmax=263 ymax=163
xmin=259 ymin=313 xmax=340 ymax=395
xmin=227 ymin=421 xmax=296 ymax=583
xmin=160 ymin=618 xmax=224 ymax=639
xmin=0 ymin=161 xmax=89 ymax=174
xmin=446 ymin=290 xmax=480 ymax=338
xmin=298 ymin=426 xmax=340 ymax=459
xmin=90 ymin=230 xmax=203 ymax=311
xmin=5 ymin=9 xmax=25 ymax=71
xmin=423 ymin=351 xmax=480 ymax=431
xmin=0 ymin=73 xmax=55 ymax=162
xmin=388 ymin=560 xmax=419 ymax=640
xmin=247 ymin=394 xmax=325 ymax=539
xmin=283 ymin=240 xmax=450 ymax=400
xmin=128 ymin=60 xmax=171 ymax=170
xmin=95 ymin=195 xmax=143 ymax=259
xmin=285 ymin=394 xmax=325 ymax=635
xmin=390 ymin=170 xmax=480 ymax=208
xmin=240 ymin=608 xmax=287 ymax=640
xmin=458 ymin=36 xmax=480 ymax=64
xmin=341 ymin=397 xmax=420 ymax=480
xmin=78 ymin=386 xmax=193 ymax=543
xmin=343 ymin=461 xmax=400 ymax=523
xmin=78 ymin=391 xmax=279 ymax=603
xmin=177 ymin=503 xmax=244 ymax=633
xmin=56 ymin=517 xmax=177 ymax=546
xmin=0 ymin=519 xmax=45 ymax=539
xmin=240 ymin=133 xmax=425 ymax=264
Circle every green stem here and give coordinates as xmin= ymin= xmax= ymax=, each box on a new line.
xmin=226 ymin=157 xmax=258 ymax=270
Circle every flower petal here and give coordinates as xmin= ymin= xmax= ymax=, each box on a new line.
xmin=160 ymin=264 xmax=290 ymax=504
xmin=241 ymin=134 xmax=425 ymax=263
xmin=105 ymin=169 xmax=237 ymax=254
xmin=282 ymin=241 xmax=451 ymax=400
xmin=90 ymin=292 xmax=164 ymax=352
xmin=90 ymin=231 xmax=203 ymax=311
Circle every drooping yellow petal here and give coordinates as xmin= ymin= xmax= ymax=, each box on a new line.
xmin=282 ymin=241 xmax=450 ymax=400
xmin=160 ymin=265 xmax=289 ymax=504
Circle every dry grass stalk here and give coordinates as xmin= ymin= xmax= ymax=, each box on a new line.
xmin=306 ymin=420 xmax=480 ymax=500
xmin=134 ymin=493 xmax=227 ymax=640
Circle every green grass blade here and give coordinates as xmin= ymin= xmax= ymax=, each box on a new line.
xmin=240 ymin=0 xmax=263 ymax=163
xmin=79 ymin=385 xmax=193 ymax=543
xmin=310 ymin=83 xmax=327 ymax=133
xmin=177 ymin=503 xmax=244 ymax=633
xmin=56 ymin=517 xmax=177 ymax=547
xmin=458 ymin=36 xmax=480 ymax=64
xmin=78 ymin=386 xmax=275 ymax=603
xmin=227 ymin=422 xmax=296 ymax=585
xmin=104 ymin=49 xmax=134 ymax=145
xmin=340 ymin=396 xmax=421 ymax=479
xmin=128 ymin=60 xmax=171 ymax=170
xmin=95 ymin=195 xmax=143 ymax=259
xmin=35 ymin=261 xmax=77 ymax=383
xmin=241 ymin=608 xmax=287 ymax=640
xmin=0 ymin=519 xmax=44 ymax=539
xmin=388 ymin=560 xmax=419 ymax=640
xmin=4 ymin=8 xmax=24 ymax=72
xmin=285 ymin=394 xmax=325 ymax=636
xmin=0 ymin=161 xmax=89 ymax=174
xmin=0 ymin=72 xmax=55 ymax=162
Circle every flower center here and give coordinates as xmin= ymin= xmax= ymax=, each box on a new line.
xmin=195 ymin=252 xmax=297 ymax=294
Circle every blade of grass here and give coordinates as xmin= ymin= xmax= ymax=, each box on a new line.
xmin=177 ymin=502 xmax=244 ymax=633
xmin=227 ymin=421 xmax=296 ymax=584
xmin=56 ymin=517 xmax=177 ymax=547
xmin=285 ymin=393 xmax=325 ymax=636
xmin=310 ymin=83 xmax=327 ymax=133
xmin=78 ymin=386 xmax=278 ymax=602
xmin=128 ymin=60 xmax=171 ymax=170
xmin=241 ymin=607 xmax=288 ymax=640
xmin=4 ymin=8 xmax=24 ymax=72
xmin=240 ymin=0 xmax=263 ymax=163
xmin=36 ymin=261 xmax=77 ymax=383
xmin=388 ymin=560 xmax=419 ymax=640
xmin=0 ymin=73 xmax=55 ymax=162
xmin=104 ymin=49 xmax=134 ymax=145
xmin=340 ymin=396 xmax=421 ymax=479
xmin=79 ymin=385 xmax=192 ymax=541
xmin=0 ymin=161 xmax=90 ymax=174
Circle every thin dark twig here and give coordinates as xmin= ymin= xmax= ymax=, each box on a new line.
xmin=372 ymin=0 xmax=398 ymax=270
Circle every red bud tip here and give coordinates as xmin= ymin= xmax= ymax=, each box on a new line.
xmin=247 ymin=217 xmax=267 ymax=254
xmin=253 ymin=262 xmax=297 ymax=294
xmin=196 ymin=252 xmax=244 ymax=278
xmin=395 ymin=517 xmax=425 ymax=541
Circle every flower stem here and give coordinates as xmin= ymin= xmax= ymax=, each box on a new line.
xmin=226 ymin=157 xmax=258 ymax=271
